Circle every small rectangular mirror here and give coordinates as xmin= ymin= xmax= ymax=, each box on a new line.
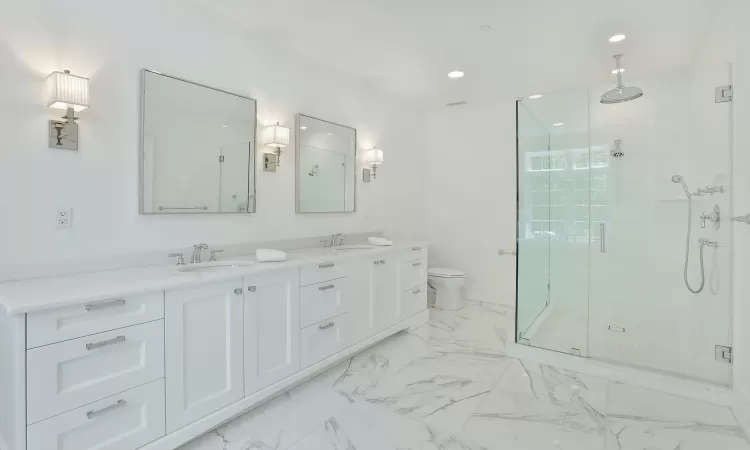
xmin=296 ymin=114 xmax=356 ymax=213
xmin=140 ymin=70 xmax=258 ymax=214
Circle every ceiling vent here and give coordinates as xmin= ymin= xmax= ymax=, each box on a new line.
xmin=446 ymin=101 xmax=468 ymax=107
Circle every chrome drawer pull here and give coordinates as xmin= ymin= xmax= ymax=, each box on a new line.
xmin=319 ymin=322 xmax=335 ymax=330
xmin=86 ymin=399 xmax=127 ymax=419
xmin=319 ymin=284 xmax=335 ymax=291
xmin=85 ymin=299 xmax=126 ymax=312
xmin=412 ymin=288 xmax=422 ymax=294
xmin=86 ymin=335 xmax=126 ymax=351
xmin=412 ymin=246 xmax=422 ymax=251
xmin=234 ymin=288 xmax=243 ymax=295
xmin=412 ymin=262 xmax=422 ymax=267
xmin=319 ymin=262 xmax=335 ymax=269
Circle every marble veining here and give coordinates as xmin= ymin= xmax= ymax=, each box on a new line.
xmin=179 ymin=300 xmax=750 ymax=450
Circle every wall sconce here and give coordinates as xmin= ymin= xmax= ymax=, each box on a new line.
xmin=46 ymin=70 xmax=89 ymax=151
xmin=363 ymin=147 xmax=384 ymax=182
xmin=262 ymin=122 xmax=290 ymax=172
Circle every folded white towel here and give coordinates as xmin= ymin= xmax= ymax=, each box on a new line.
xmin=368 ymin=237 xmax=393 ymax=246
xmin=256 ymin=249 xmax=287 ymax=263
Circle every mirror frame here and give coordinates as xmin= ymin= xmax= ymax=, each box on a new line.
xmin=295 ymin=113 xmax=358 ymax=214
xmin=139 ymin=69 xmax=259 ymax=215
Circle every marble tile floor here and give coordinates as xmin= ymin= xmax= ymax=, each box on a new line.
xmin=180 ymin=301 xmax=750 ymax=450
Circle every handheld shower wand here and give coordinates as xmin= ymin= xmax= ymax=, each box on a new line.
xmin=672 ymin=175 xmax=705 ymax=293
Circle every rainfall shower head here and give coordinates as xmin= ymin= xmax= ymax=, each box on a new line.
xmin=672 ymin=174 xmax=691 ymax=198
xmin=601 ymin=54 xmax=644 ymax=104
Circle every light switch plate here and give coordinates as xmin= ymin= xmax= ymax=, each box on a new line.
xmin=263 ymin=153 xmax=278 ymax=172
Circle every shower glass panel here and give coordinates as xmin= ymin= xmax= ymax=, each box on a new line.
xmin=516 ymin=88 xmax=591 ymax=355
xmin=516 ymin=104 xmax=551 ymax=338
xmin=515 ymin=63 xmax=733 ymax=385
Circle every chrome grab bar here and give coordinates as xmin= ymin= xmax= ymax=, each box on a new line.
xmin=158 ymin=206 xmax=208 ymax=211
xmin=319 ymin=284 xmax=335 ymax=291
xmin=600 ymin=223 xmax=606 ymax=253
xmin=85 ymin=299 xmax=126 ymax=312
xmin=731 ymin=214 xmax=750 ymax=225
xmin=318 ymin=262 xmax=335 ymax=269
xmin=319 ymin=322 xmax=335 ymax=330
xmin=86 ymin=399 xmax=127 ymax=419
xmin=86 ymin=335 xmax=126 ymax=351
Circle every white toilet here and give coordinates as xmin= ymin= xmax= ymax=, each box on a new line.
xmin=427 ymin=268 xmax=467 ymax=310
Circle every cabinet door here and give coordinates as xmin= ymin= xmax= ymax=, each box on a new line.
xmin=165 ymin=279 xmax=244 ymax=432
xmin=244 ymin=269 xmax=300 ymax=396
xmin=372 ymin=253 xmax=400 ymax=332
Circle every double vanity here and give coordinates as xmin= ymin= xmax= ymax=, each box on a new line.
xmin=0 ymin=242 xmax=429 ymax=450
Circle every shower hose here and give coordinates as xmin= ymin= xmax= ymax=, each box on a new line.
xmin=682 ymin=195 xmax=705 ymax=294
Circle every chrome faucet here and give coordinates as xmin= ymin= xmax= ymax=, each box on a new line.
xmin=332 ymin=233 xmax=346 ymax=248
xmin=191 ymin=243 xmax=208 ymax=263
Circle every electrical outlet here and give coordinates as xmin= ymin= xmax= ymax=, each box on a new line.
xmin=56 ymin=209 xmax=71 ymax=228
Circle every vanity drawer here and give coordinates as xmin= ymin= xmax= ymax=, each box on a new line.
xmin=400 ymin=258 xmax=427 ymax=291
xmin=300 ymin=261 xmax=346 ymax=286
xmin=27 ymin=379 xmax=165 ymax=450
xmin=300 ymin=278 xmax=349 ymax=328
xmin=407 ymin=245 xmax=428 ymax=261
xmin=27 ymin=291 xmax=165 ymax=348
xmin=301 ymin=314 xmax=348 ymax=368
xmin=400 ymin=284 xmax=427 ymax=321
xmin=27 ymin=320 xmax=165 ymax=424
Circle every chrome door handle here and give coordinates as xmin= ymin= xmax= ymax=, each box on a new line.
xmin=319 ymin=284 xmax=335 ymax=291
xmin=86 ymin=399 xmax=127 ymax=419
xmin=85 ymin=299 xmax=126 ymax=312
xmin=600 ymin=222 xmax=606 ymax=253
xmin=319 ymin=262 xmax=335 ymax=269
xmin=86 ymin=335 xmax=126 ymax=351
xmin=319 ymin=322 xmax=335 ymax=330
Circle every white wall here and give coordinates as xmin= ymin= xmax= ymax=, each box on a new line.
xmin=424 ymin=103 xmax=517 ymax=306
xmin=0 ymin=0 xmax=425 ymax=278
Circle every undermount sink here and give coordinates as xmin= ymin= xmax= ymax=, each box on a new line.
xmin=177 ymin=261 xmax=254 ymax=273
xmin=333 ymin=244 xmax=378 ymax=252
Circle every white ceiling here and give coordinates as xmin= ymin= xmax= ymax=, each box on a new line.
xmin=192 ymin=0 xmax=720 ymax=108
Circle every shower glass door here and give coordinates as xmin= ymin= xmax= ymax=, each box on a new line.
xmin=516 ymin=88 xmax=591 ymax=356
xmin=587 ymin=63 xmax=733 ymax=384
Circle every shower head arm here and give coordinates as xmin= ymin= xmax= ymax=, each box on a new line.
xmin=614 ymin=54 xmax=624 ymax=89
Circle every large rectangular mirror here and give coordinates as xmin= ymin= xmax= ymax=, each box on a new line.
xmin=140 ymin=70 xmax=257 ymax=214
xmin=296 ymin=114 xmax=356 ymax=213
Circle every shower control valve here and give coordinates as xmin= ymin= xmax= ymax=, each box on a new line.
xmin=698 ymin=238 xmax=719 ymax=248
xmin=700 ymin=205 xmax=721 ymax=230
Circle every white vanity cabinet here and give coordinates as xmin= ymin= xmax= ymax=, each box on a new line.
xmin=244 ymin=269 xmax=301 ymax=395
xmin=164 ymin=279 xmax=245 ymax=432
xmin=0 ymin=242 xmax=429 ymax=450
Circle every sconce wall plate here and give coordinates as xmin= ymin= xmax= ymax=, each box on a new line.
xmin=48 ymin=120 xmax=79 ymax=151
xmin=263 ymin=153 xmax=278 ymax=172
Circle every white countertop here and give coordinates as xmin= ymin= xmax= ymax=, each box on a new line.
xmin=0 ymin=243 xmax=427 ymax=315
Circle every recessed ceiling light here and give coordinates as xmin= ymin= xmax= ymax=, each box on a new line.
xmin=448 ymin=70 xmax=465 ymax=79
xmin=221 ymin=125 xmax=228 ymax=128
xmin=553 ymin=122 xmax=564 ymax=127
xmin=300 ymin=126 xmax=307 ymax=130
xmin=609 ymin=34 xmax=626 ymax=43
xmin=528 ymin=94 xmax=543 ymax=99
xmin=327 ymin=133 xmax=333 ymax=136
xmin=612 ymin=68 xmax=626 ymax=74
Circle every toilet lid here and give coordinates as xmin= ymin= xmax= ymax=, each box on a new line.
xmin=428 ymin=268 xmax=465 ymax=278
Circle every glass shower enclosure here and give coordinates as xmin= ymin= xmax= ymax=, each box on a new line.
xmin=516 ymin=63 xmax=734 ymax=385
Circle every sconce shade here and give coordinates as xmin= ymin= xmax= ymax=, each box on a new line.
xmin=365 ymin=148 xmax=384 ymax=165
xmin=46 ymin=71 xmax=90 ymax=112
xmin=263 ymin=123 xmax=290 ymax=147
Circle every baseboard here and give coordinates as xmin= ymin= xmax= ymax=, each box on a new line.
xmin=142 ymin=309 xmax=430 ymax=450
xmin=507 ymin=343 xmax=734 ymax=407
xmin=733 ymin=389 xmax=750 ymax=437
